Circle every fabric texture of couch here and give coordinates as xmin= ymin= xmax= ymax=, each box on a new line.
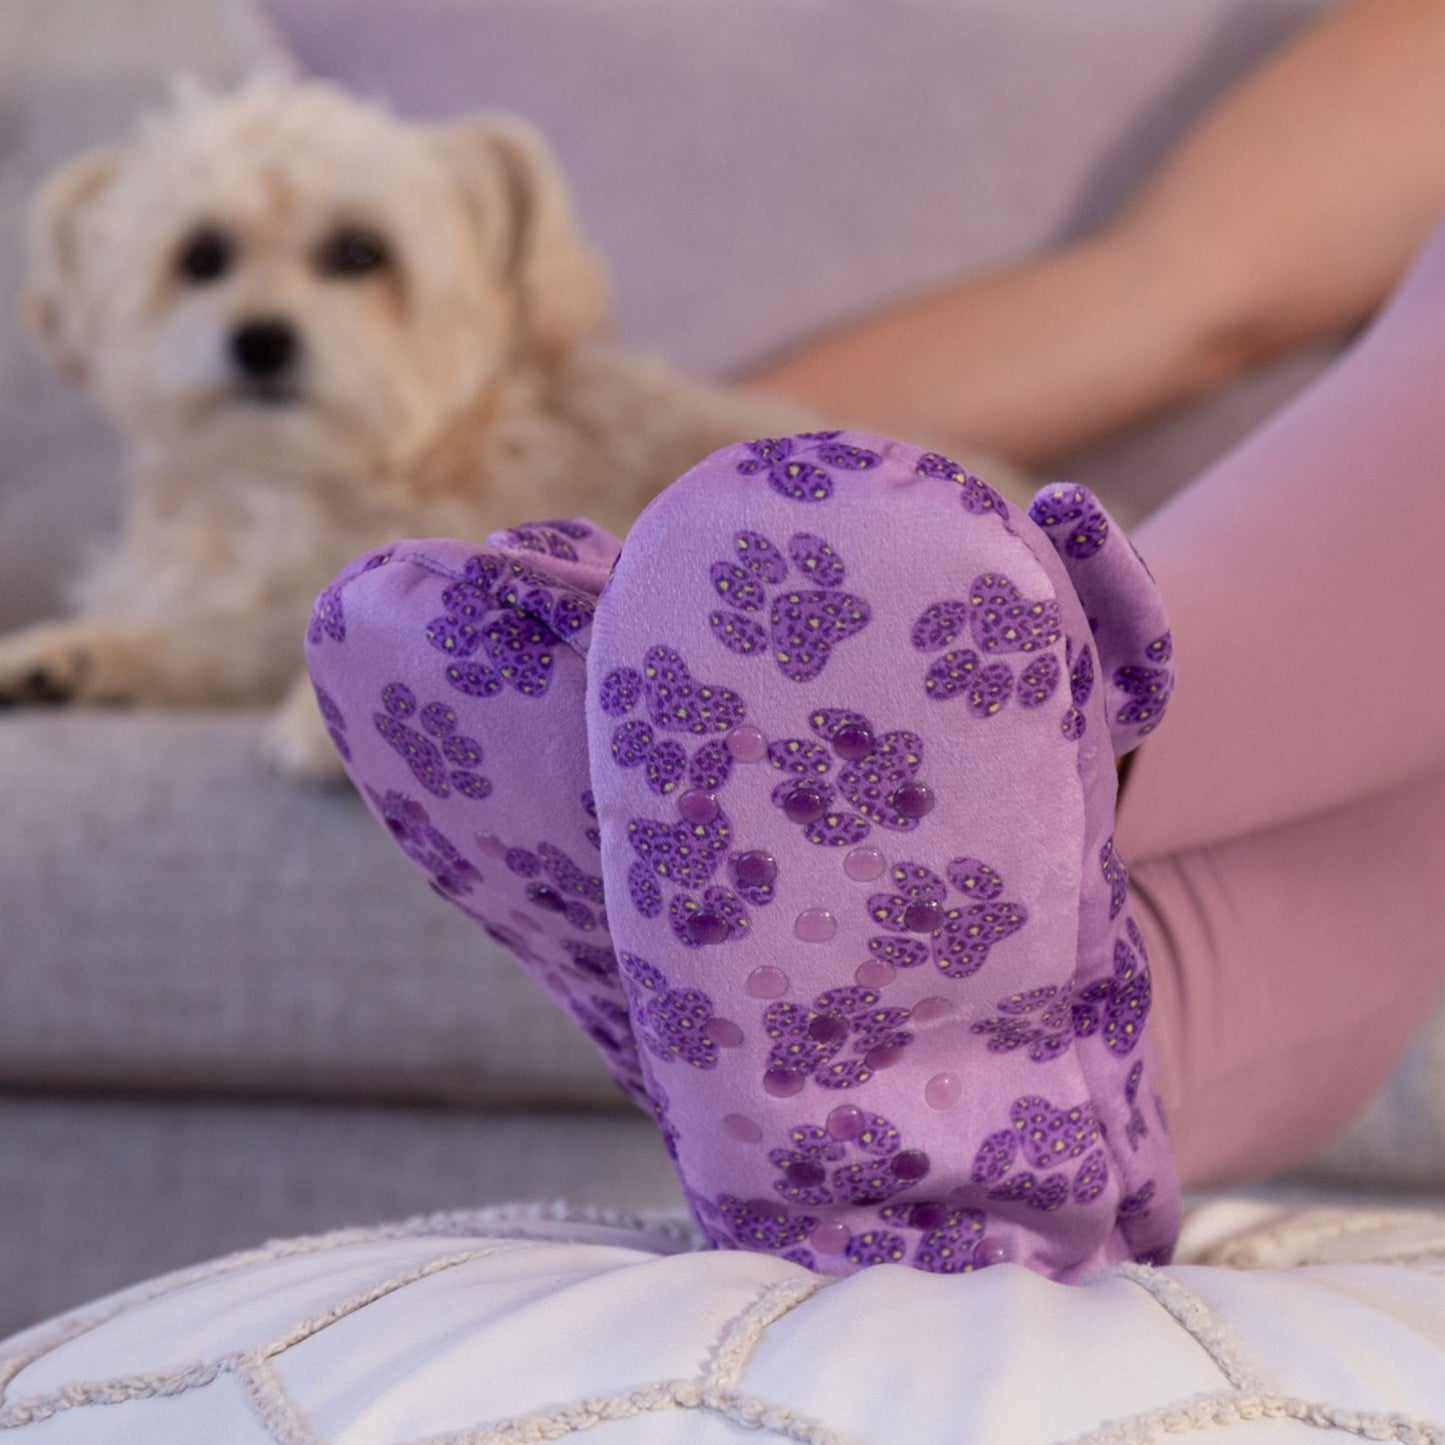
xmin=4 ymin=0 xmax=1445 ymax=1343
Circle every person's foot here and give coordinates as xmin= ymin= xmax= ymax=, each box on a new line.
xmin=586 ymin=431 xmax=1180 ymax=1279
xmin=303 ymin=522 xmax=653 ymax=1110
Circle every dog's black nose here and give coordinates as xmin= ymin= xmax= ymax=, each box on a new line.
xmin=231 ymin=319 xmax=299 ymax=377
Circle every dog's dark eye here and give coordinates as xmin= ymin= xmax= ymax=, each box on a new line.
xmin=316 ymin=228 xmax=389 ymax=279
xmin=177 ymin=228 xmax=234 ymax=284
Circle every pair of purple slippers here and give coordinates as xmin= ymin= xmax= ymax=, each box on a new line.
xmin=304 ymin=430 xmax=1180 ymax=1283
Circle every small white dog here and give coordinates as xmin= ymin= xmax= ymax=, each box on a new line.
xmin=2 ymin=80 xmax=1025 ymax=776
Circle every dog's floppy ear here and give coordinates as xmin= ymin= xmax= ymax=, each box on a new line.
xmin=21 ymin=147 xmax=127 ymax=384
xmin=430 ymin=115 xmax=609 ymax=357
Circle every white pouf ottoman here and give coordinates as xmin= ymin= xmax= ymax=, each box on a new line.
xmin=3 ymin=1201 xmax=1444 ymax=1444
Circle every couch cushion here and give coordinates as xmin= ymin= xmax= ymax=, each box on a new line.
xmin=0 ymin=711 xmax=627 ymax=1109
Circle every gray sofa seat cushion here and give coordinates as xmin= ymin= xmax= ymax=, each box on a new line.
xmin=0 ymin=712 xmax=626 ymax=1110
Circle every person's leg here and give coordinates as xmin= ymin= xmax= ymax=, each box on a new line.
xmin=1116 ymin=214 xmax=1445 ymax=1184
xmin=1119 ymin=213 xmax=1445 ymax=860
xmin=1130 ymin=769 xmax=1445 ymax=1187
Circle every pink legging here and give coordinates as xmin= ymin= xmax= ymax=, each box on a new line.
xmin=1118 ymin=212 xmax=1445 ymax=1188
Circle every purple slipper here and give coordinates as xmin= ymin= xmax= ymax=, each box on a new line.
xmin=302 ymin=521 xmax=653 ymax=1112
xmin=586 ymin=431 xmax=1180 ymax=1281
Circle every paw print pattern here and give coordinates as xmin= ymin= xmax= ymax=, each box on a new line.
xmin=971 ymin=1095 xmax=1108 ymax=1211
xmin=708 ymin=530 xmax=871 ymax=682
xmin=736 ymin=431 xmax=882 ymax=505
xmin=836 ymin=1202 xmax=993 ymax=1274
xmin=915 ymin=450 xmax=1011 ymax=519
xmin=706 ymin=1195 xmax=818 ymax=1254
xmin=373 ymin=682 xmax=492 ymax=800
xmin=647 ymin=1082 xmax=683 ymax=1168
xmin=492 ymin=519 xmax=592 ymax=561
xmin=890 ymin=1204 xmax=991 ymax=1274
xmin=1074 ymin=918 xmax=1151 ymax=1057
xmin=1028 ymin=485 xmax=1177 ymax=756
xmin=602 ymin=647 xmax=747 ymax=736
xmin=625 ymin=804 xmax=756 ymax=947
xmin=1118 ymin=1179 xmax=1156 ymax=1221
xmin=767 ymin=1112 xmax=927 ymax=1209
xmin=308 ymin=585 xmax=346 ymax=646
xmin=764 ymin=1124 xmax=846 ymax=1207
xmin=610 ymin=720 xmax=688 ymax=796
xmin=603 ymin=652 xmax=746 ymax=795
xmin=1113 ymin=658 xmax=1173 ymax=735
xmin=364 ymin=787 xmax=481 ymax=899
xmin=973 ymin=915 xmax=1151 ymax=1063
xmin=308 ymin=548 xmax=394 ymax=646
xmin=1124 ymin=1060 xmax=1149 ymax=1152
xmin=611 ymin=722 xmax=741 ymax=804
xmin=562 ymin=939 xmax=620 ymax=980
xmin=314 ymin=684 xmax=350 ymax=761
xmin=504 ymin=840 xmax=606 ymax=933
xmin=767 ymin=708 xmax=930 ymax=846
xmin=667 ymin=883 xmax=752 ymax=949
xmin=601 ymin=646 xmax=767 ymax=945
xmin=618 ymin=952 xmax=742 ymax=1071
xmin=842 ymin=1229 xmax=908 ymax=1267
xmin=1061 ymin=635 xmax=1096 ymax=739
xmin=424 ymin=553 xmax=595 ymax=701
xmin=762 ymin=985 xmax=915 ymax=1094
xmin=702 ymin=1114 xmax=998 ymax=1275
xmin=913 ymin=574 xmax=1064 ymax=716
xmin=971 ymin=985 xmax=1079 ymax=1064
xmin=1101 ymin=837 xmax=1128 ymax=919
xmin=1028 ymin=484 xmax=1109 ymax=559
xmin=866 ymin=858 xmax=1028 ymax=981
xmin=581 ymin=789 xmax=601 ymax=851
xmin=624 ymin=805 xmax=751 ymax=943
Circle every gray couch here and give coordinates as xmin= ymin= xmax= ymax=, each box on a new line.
xmin=4 ymin=0 xmax=1441 ymax=1338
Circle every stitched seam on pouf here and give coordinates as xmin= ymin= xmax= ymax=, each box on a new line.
xmin=1113 ymin=1264 xmax=1264 ymax=1391
xmin=410 ymin=1380 xmax=705 ymax=1443
xmin=418 ymin=1377 xmax=848 ymax=1445
xmin=0 ymin=1248 xmax=505 ymax=1430
xmin=1066 ymin=1389 xmax=1445 ymax=1445
xmin=0 ymin=1222 xmax=559 ymax=1400
xmin=706 ymin=1277 xmax=829 ymax=1391
xmin=255 ymin=1248 xmax=515 ymax=1358
xmin=237 ymin=1354 xmax=323 ymax=1445
xmin=0 ymin=1360 xmax=229 ymax=1430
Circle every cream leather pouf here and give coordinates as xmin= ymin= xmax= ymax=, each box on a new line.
xmin=2 ymin=1201 xmax=1444 ymax=1444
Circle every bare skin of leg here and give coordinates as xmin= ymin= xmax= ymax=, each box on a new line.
xmin=744 ymin=0 xmax=1445 ymax=469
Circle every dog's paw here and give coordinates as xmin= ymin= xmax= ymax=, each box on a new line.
xmin=264 ymin=681 xmax=351 ymax=785
xmin=0 ymin=625 xmax=102 ymax=707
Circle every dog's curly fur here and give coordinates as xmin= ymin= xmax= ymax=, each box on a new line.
xmin=2 ymin=79 xmax=1027 ymax=778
